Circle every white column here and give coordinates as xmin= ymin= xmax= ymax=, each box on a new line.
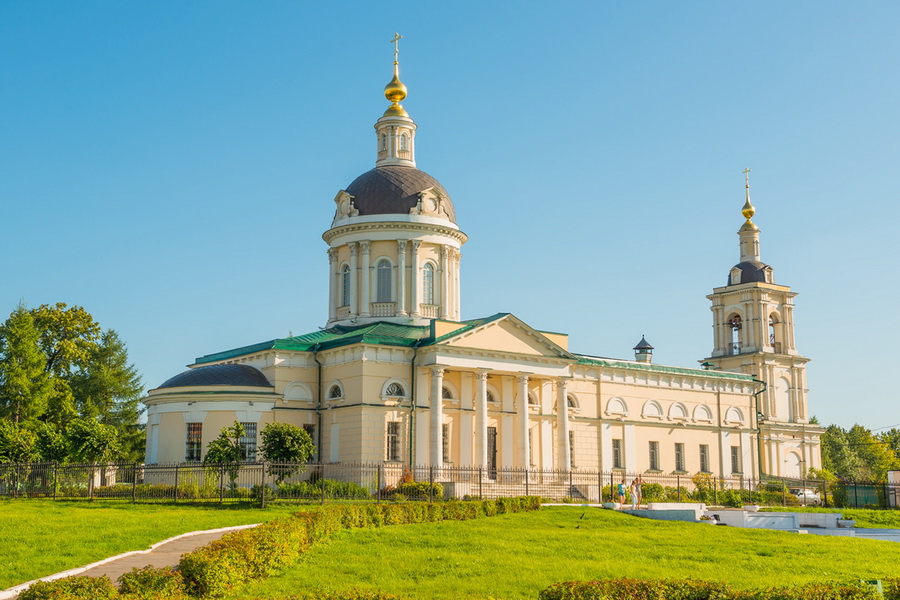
xmin=454 ymin=250 xmax=461 ymax=320
xmin=410 ymin=241 xmax=421 ymax=317
xmin=359 ymin=241 xmax=371 ymax=317
xmin=623 ymin=423 xmax=636 ymax=473
xmin=327 ymin=248 xmax=337 ymax=323
xmin=430 ymin=367 xmax=445 ymax=468
xmin=397 ymin=240 xmax=408 ymax=316
xmin=557 ymin=377 xmax=571 ymax=471
xmin=439 ymin=245 xmax=449 ymax=319
xmin=474 ymin=369 xmax=489 ymax=469
xmin=349 ymin=242 xmax=359 ymax=317
xmin=517 ymin=374 xmax=530 ymax=470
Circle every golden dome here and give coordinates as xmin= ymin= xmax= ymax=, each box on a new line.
xmin=384 ymin=64 xmax=407 ymax=104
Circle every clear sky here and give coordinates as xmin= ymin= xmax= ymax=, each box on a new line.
xmin=2 ymin=1 xmax=898 ymax=432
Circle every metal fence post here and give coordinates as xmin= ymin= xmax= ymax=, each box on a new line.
xmin=677 ymin=475 xmax=681 ymax=502
xmin=173 ymin=464 xmax=179 ymax=503
xmin=479 ymin=467 xmax=483 ymax=498
xmin=132 ymin=462 xmax=138 ymax=503
xmin=568 ymin=469 xmax=573 ymax=502
xmin=598 ymin=470 xmax=603 ymax=503
xmin=321 ymin=464 xmax=326 ymax=505
xmin=854 ymin=483 xmax=859 ymax=508
xmin=525 ymin=468 xmax=530 ymax=497
xmin=219 ymin=466 xmax=225 ymax=503
xmin=429 ymin=466 xmax=434 ymax=502
xmin=713 ymin=476 xmax=717 ymax=506
xmin=260 ymin=462 xmax=267 ymax=508
xmin=52 ymin=462 xmax=58 ymax=501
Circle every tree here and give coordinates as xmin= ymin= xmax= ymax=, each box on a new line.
xmin=260 ymin=422 xmax=314 ymax=483
xmin=0 ymin=304 xmax=52 ymax=424
xmin=70 ymin=330 xmax=144 ymax=460
xmin=822 ymin=423 xmax=899 ymax=482
xmin=0 ymin=420 xmax=38 ymax=463
xmin=66 ymin=418 xmax=120 ymax=464
xmin=30 ymin=303 xmax=101 ymax=427
xmin=204 ymin=421 xmax=246 ymax=491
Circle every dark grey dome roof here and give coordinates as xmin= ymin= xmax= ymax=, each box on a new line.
xmin=728 ymin=260 xmax=770 ymax=285
xmin=157 ymin=364 xmax=273 ymax=389
xmin=344 ymin=165 xmax=455 ymax=223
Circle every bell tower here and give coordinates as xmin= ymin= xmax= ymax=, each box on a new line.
xmin=702 ymin=170 xmax=822 ymax=478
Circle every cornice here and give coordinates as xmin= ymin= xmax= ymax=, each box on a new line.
xmin=323 ymin=221 xmax=468 ymax=244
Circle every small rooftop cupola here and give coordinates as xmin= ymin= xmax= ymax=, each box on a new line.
xmin=375 ymin=33 xmax=417 ymax=168
xmin=633 ymin=335 xmax=654 ymax=363
xmin=728 ymin=169 xmax=774 ymax=285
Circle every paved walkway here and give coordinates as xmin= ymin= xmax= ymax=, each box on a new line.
xmin=0 ymin=524 xmax=258 ymax=600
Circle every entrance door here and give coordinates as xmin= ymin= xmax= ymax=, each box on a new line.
xmin=487 ymin=427 xmax=498 ymax=480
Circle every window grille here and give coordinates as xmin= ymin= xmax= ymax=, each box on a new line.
xmin=731 ymin=446 xmax=742 ymax=474
xmin=423 ymin=263 xmax=435 ymax=305
xmin=185 ymin=423 xmax=202 ymax=462
xmin=385 ymin=382 xmax=404 ymax=397
xmin=674 ymin=442 xmax=685 ymax=472
xmin=569 ymin=430 xmax=576 ymax=468
xmin=612 ymin=439 xmax=623 ymax=469
xmin=649 ymin=441 xmax=659 ymax=471
xmin=487 ymin=391 xmax=497 ymax=403
xmin=386 ymin=421 xmax=400 ymax=461
xmin=699 ymin=444 xmax=710 ymax=473
xmin=329 ymin=384 xmax=342 ymax=399
xmin=239 ymin=422 xmax=257 ymax=462
xmin=442 ymin=423 xmax=450 ymax=463
xmin=341 ymin=265 xmax=351 ymax=307
xmin=442 ymin=386 xmax=453 ymax=400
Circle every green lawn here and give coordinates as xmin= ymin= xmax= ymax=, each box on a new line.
xmin=0 ymin=500 xmax=300 ymax=589
xmin=227 ymin=506 xmax=900 ymax=600
xmin=761 ymin=507 xmax=900 ymax=529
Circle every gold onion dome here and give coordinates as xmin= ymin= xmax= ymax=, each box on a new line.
xmin=383 ymin=63 xmax=408 ymax=116
xmin=740 ymin=168 xmax=758 ymax=230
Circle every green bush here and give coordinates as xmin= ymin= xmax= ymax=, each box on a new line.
xmin=117 ymin=566 xmax=189 ymax=600
xmin=286 ymin=591 xmax=408 ymax=599
xmin=277 ymin=478 xmax=371 ymax=500
xmin=18 ymin=575 xmax=119 ymax=600
xmin=539 ymin=578 xmax=883 ymax=600
xmin=395 ymin=480 xmax=443 ymax=500
xmin=884 ymin=577 xmax=900 ymax=600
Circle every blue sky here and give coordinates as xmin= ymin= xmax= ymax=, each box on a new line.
xmin=2 ymin=2 xmax=898 ymax=431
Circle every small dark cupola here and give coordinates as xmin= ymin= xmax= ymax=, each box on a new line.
xmin=633 ymin=335 xmax=654 ymax=363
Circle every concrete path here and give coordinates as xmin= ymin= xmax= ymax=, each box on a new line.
xmin=0 ymin=524 xmax=259 ymax=600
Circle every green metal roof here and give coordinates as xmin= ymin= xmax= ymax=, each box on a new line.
xmin=574 ymin=355 xmax=756 ymax=381
xmin=194 ymin=321 xmax=432 ymax=364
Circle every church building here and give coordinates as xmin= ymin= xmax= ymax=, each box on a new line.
xmin=142 ymin=48 xmax=823 ymax=482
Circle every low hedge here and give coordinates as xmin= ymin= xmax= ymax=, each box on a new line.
xmin=538 ymin=577 xmax=893 ymax=600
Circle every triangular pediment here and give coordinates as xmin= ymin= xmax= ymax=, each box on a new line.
xmin=437 ymin=314 xmax=572 ymax=359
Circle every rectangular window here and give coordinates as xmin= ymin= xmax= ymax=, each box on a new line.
xmin=674 ymin=442 xmax=685 ymax=472
xmin=528 ymin=429 xmax=534 ymax=467
xmin=303 ymin=424 xmax=317 ymax=462
xmin=699 ymin=444 xmax=710 ymax=473
xmin=185 ymin=423 xmax=202 ymax=462
xmin=731 ymin=446 xmax=742 ymax=474
xmin=386 ymin=421 xmax=400 ymax=461
xmin=612 ymin=439 xmax=623 ymax=469
xmin=648 ymin=441 xmax=659 ymax=471
xmin=239 ymin=422 xmax=257 ymax=462
xmin=569 ymin=431 xmax=577 ymax=469
xmin=442 ymin=423 xmax=451 ymax=463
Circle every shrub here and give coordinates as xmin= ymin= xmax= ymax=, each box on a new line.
xmin=118 ymin=566 xmax=188 ymax=600
xmin=730 ymin=581 xmax=881 ymax=599
xmin=395 ymin=480 xmax=443 ymax=500
xmin=277 ymin=478 xmax=370 ymax=500
xmin=18 ymin=575 xmax=118 ymax=600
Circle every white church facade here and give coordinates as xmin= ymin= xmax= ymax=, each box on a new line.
xmin=143 ymin=52 xmax=822 ymax=482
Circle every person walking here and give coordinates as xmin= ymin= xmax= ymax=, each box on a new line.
xmin=617 ymin=479 xmax=626 ymax=507
xmin=634 ymin=476 xmax=643 ymax=507
xmin=629 ymin=479 xmax=638 ymax=509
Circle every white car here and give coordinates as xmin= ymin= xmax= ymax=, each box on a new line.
xmin=789 ymin=488 xmax=823 ymax=506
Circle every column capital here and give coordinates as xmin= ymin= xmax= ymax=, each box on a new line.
xmin=474 ymin=369 xmax=490 ymax=381
xmin=349 ymin=242 xmax=359 ymax=256
xmin=516 ymin=373 xmax=531 ymax=384
xmin=360 ymin=240 xmax=371 ymax=254
xmin=327 ymin=248 xmax=338 ymax=262
xmin=397 ymin=239 xmax=407 ymax=251
xmin=440 ymin=245 xmax=450 ymax=259
xmin=430 ymin=366 xmax=446 ymax=377
xmin=411 ymin=240 xmax=421 ymax=252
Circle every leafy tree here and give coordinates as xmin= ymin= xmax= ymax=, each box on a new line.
xmin=0 ymin=420 xmax=39 ymax=463
xmin=204 ymin=421 xmax=246 ymax=490
xmin=67 ymin=418 xmax=120 ymax=464
xmin=0 ymin=305 xmax=52 ymax=424
xmin=34 ymin=422 xmax=68 ymax=463
xmin=260 ymin=422 xmax=314 ymax=483
xmin=70 ymin=330 xmax=144 ymax=460
xmin=822 ymin=424 xmax=899 ymax=482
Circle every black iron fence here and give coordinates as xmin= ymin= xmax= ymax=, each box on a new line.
xmin=0 ymin=461 xmax=897 ymax=509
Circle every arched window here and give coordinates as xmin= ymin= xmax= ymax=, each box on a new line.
xmin=328 ymin=384 xmax=343 ymax=399
xmin=669 ymin=403 xmax=689 ymax=420
xmin=380 ymin=133 xmax=387 ymax=151
xmin=399 ymin=133 xmax=408 ymax=151
xmin=728 ymin=315 xmax=742 ymax=354
xmin=385 ymin=382 xmax=405 ymax=397
xmin=442 ymin=385 xmax=453 ymax=400
xmin=376 ymin=259 xmax=392 ymax=303
xmin=567 ymin=395 xmax=579 ymax=409
xmin=487 ymin=391 xmax=497 ymax=404
xmin=341 ymin=264 xmax=351 ymax=307
xmin=642 ymin=400 xmax=663 ymax=419
xmin=528 ymin=392 xmax=538 ymax=406
xmin=422 ymin=263 xmax=435 ymax=305
xmin=769 ymin=313 xmax=784 ymax=353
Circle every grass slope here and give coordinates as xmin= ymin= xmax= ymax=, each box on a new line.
xmin=0 ymin=500 xmax=299 ymax=589
xmin=761 ymin=507 xmax=900 ymax=529
xmin=228 ymin=507 xmax=900 ymax=600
